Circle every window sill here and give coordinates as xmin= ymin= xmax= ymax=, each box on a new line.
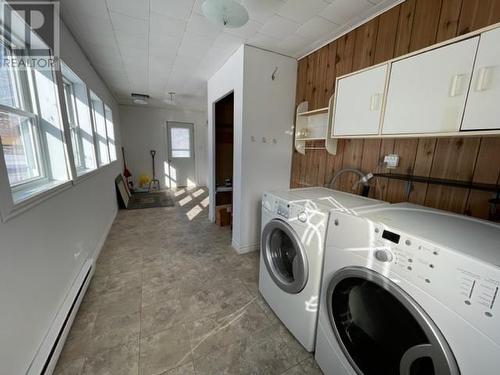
xmin=74 ymin=168 xmax=99 ymax=184
xmin=2 ymin=180 xmax=73 ymax=222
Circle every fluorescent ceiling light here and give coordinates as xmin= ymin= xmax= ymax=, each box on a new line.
xmin=202 ymin=0 xmax=249 ymax=28
xmin=131 ymin=93 xmax=149 ymax=105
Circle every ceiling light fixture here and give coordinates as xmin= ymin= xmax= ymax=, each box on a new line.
xmin=131 ymin=93 xmax=149 ymax=105
xmin=164 ymin=92 xmax=177 ymax=106
xmin=202 ymin=0 xmax=249 ymax=28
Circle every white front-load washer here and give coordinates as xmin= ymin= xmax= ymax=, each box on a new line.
xmin=315 ymin=203 xmax=500 ymax=375
xmin=259 ymin=189 xmax=387 ymax=351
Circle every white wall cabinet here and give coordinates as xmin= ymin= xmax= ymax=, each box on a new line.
xmin=462 ymin=28 xmax=500 ymax=131
xmin=382 ymin=37 xmax=479 ymax=135
xmin=333 ymin=64 xmax=388 ymax=136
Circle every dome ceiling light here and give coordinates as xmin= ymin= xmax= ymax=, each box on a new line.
xmin=202 ymin=0 xmax=249 ymax=28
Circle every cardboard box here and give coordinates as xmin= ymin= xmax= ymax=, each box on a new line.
xmin=216 ymin=205 xmax=232 ymax=226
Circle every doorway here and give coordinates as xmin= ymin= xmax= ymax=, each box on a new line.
xmin=214 ymin=92 xmax=234 ymax=225
xmin=166 ymin=121 xmax=195 ymax=188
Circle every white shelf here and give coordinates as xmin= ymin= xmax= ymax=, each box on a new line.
xmin=297 ymin=107 xmax=329 ymax=116
xmin=294 ymin=96 xmax=337 ymax=155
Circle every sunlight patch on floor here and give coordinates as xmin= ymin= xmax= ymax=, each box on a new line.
xmin=187 ymin=205 xmax=203 ymax=220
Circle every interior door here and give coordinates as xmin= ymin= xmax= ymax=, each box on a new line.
xmin=261 ymin=219 xmax=308 ymax=294
xmin=382 ymin=37 xmax=479 ymax=135
xmin=166 ymin=122 xmax=195 ymax=188
xmin=462 ymin=27 xmax=500 ymax=131
xmin=333 ymin=64 xmax=388 ymax=136
xmin=327 ymin=267 xmax=459 ymax=375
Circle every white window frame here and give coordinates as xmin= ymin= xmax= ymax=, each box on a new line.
xmin=104 ymin=104 xmax=116 ymax=162
xmin=0 ymin=43 xmax=72 ymax=220
xmin=89 ymin=92 xmax=110 ymax=167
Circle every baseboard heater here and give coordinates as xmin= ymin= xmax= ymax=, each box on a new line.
xmin=26 ymin=259 xmax=94 ymax=375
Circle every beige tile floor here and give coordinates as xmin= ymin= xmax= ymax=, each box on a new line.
xmin=54 ymin=187 xmax=323 ymax=375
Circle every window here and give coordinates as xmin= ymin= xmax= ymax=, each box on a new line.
xmin=170 ymin=127 xmax=191 ymax=158
xmin=0 ymin=41 xmax=69 ymax=205
xmin=90 ymin=92 xmax=109 ymax=166
xmin=104 ymin=105 xmax=116 ymax=161
xmin=61 ymin=63 xmax=97 ymax=175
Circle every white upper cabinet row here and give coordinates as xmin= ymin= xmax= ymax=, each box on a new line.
xmin=331 ymin=25 xmax=500 ymax=137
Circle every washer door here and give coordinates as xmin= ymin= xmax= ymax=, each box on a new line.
xmin=261 ymin=219 xmax=308 ymax=294
xmin=327 ymin=267 xmax=460 ymax=375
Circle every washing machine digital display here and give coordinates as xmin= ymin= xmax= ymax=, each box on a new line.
xmin=382 ymin=230 xmax=400 ymax=244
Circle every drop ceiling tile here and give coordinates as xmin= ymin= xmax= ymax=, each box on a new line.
xmin=248 ymin=32 xmax=281 ymax=51
xmin=322 ymin=0 xmax=372 ymax=25
xmin=61 ymin=0 xmax=109 ymax=19
xmin=186 ymin=13 xmax=222 ymax=39
xmin=150 ymin=0 xmax=195 ymax=20
xmin=296 ymin=16 xmax=335 ymax=41
xmin=107 ymin=0 xmax=150 ymax=20
xmin=260 ymin=15 xmax=300 ymax=40
xmin=213 ymin=32 xmax=245 ymax=50
xmin=225 ymin=19 xmax=263 ymax=39
xmin=241 ymin=0 xmax=286 ymax=23
xmin=150 ymin=12 xmax=187 ymax=39
xmin=279 ymin=33 xmax=312 ymax=55
xmin=117 ymin=35 xmax=149 ymax=55
xmin=178 ymin=33 xmax=214 ymax=59
xmin=277 ymin=0 xmax=329 ymax=23
xmin=110 ymin=12 xmax=148 ymax=38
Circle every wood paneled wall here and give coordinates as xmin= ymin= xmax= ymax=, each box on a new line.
xmin=291 ymin=0 xmax=500 ymax=221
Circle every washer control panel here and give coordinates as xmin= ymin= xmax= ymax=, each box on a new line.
xmin=370 ymin=225 xmax=500 ymax=344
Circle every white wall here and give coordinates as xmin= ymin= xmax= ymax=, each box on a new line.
xmin=207 ymin=45 xmax=296 ymax=253
xmin=240 ymin=46 xmax=296 ymax=251
xmin=119 ymin=105 xmax=208 ymax=188
xmin=0 ymin=22 xmax=121 ymax=374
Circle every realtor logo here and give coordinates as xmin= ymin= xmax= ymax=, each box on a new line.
xmin=0 ymin=1 xmax=60 ymax=70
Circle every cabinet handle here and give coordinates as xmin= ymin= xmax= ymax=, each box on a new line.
xmin=449 ymin=74 xmax=466 ymax=97
xmin=369 ymin=93 xmax=382 ymax=111
xmin=474 ymin=66 xmax=491 ymax=92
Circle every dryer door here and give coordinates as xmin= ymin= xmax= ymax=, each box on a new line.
xmin=261 ymin=219 xmax=308 ymax=294
xmin=326 ymin=267 xmax=460 ymax=375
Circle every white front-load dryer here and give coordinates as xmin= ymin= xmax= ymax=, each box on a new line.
xmin=259 ymin=189 xmax=387 ymax=351
xmin=315 ymin=203 xmax=500 ymax=375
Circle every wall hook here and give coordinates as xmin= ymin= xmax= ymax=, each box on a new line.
xmin=271 ymin=66 xmax=278 ymax=80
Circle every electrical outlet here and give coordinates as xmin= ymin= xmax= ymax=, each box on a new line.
xmin=384 ymin=154 xmax=399 ymax=169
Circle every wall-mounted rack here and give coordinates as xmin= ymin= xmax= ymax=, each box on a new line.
xmin=295 ymin=95 xmax=337 ymax=155
xmin=374 ymin=173 xmax=500 ymax=193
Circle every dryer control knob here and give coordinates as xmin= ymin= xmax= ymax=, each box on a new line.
xmin=375 ymin=250 xmax=393 ymax=263
xmin=297 ymin=211 xmax=308 ymax=223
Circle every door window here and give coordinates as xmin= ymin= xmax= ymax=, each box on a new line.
xmin=170 ymin=127 xmax=191 ymax=158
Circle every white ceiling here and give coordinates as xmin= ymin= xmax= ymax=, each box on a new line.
xmin=60 ymin=0 xmax=401 ymax=110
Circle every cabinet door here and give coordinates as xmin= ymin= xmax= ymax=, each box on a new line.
xmin=382 ymin=37 xmax=479 ymax=135
xmin=332 ymin=64 xmax=388 ymax=136
xmin=462 ymin=28 xmax=500 ymax=131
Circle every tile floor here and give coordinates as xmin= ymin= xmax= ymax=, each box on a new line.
xmin=54 ymin=187 xmax=323 ymax=375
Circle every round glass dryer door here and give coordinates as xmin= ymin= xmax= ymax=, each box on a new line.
xmin=261 ymin=219 xmax=308 ymax=294
xmin=327 ymin=267 xmax=460 ymax=375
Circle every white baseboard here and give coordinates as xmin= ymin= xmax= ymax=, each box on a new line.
xmin=27 ymin=209 xmax=117 ymax=375
xmin=231 ymin=238 xmax=260 ymax=254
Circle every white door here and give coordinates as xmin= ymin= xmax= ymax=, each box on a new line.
xmin=462 ymin=28 xmax=500 ymax=131
xmin=333 ymin=64 xmax=388 ymax=136
xmin=382 ymin=37 xmax=479 ymax=135
xmin=166 ymin=122 xmax=195 ymax=188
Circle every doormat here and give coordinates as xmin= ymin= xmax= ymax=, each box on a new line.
xmin=127 ymin=191 xmax=175 ymax=210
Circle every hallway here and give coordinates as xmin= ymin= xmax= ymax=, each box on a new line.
xmin=54 ymin=187 xmax=322 ymax=375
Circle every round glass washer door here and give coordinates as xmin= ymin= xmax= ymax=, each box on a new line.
xmin=327 ymin=267 xmax=460 ymax=375
xmin=261 ymin=219 xmax=308 ymax=294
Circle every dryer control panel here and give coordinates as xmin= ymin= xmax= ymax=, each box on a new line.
xmin=370 ymin=224 xmax=500 ymax=345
